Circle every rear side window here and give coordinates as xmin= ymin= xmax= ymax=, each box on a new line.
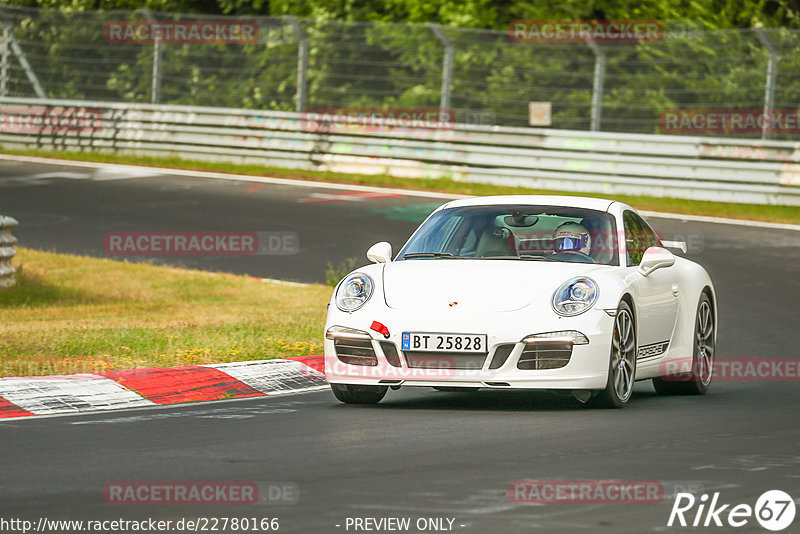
xmin=623 ymin=210 xmax=661 ymax=266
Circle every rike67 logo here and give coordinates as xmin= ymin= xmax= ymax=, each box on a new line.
xmin=668 ymin=490 xmax=796 ymax=531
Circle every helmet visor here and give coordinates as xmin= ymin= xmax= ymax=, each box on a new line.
xmin=554 ymin=233 xmax=589 ymax=252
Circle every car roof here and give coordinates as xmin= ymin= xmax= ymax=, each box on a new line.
xmin=439 ymin=195 xmax=616 ymax=212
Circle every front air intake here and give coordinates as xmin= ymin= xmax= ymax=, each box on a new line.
xmin=334 ymin=337 xmax=378 ymax=366
xmin=380 ymin=342 xmax=402 ymax=367
xmin=489 ymin=344 xmax=515 ymax=369
xmin=517 ymin=340 xmax=572 ymax=370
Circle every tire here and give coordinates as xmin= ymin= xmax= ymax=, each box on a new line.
xmin=330 ymin=383 xmax=388 ymax=404
xmin=433 ymin=387 xmax=480 ymax=392
xmin=653 ymin=294 xmax=714 ymax=396
xmin=589 ymin=300 xmax=637 ymax=409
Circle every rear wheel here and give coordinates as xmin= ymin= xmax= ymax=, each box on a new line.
xmin=653 ymin=294 xmax=714 ymax=395
xmin=589 ymin=301 xmax=637 ymax=408
xmin=330 ymin=383 xmax=388 ymax=404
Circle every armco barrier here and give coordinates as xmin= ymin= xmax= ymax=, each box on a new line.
xmin=1 ymin=97 xmax=799 ymax=205
xmin=0 ymin=215 xmax=18 ymax=288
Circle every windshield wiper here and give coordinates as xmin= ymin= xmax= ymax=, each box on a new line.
xmin=519 ymin=254 xmax=559 ymax=261
xmin=482 ymin=254 xmax=559 ymax=261
xmin=402 ymin=252 xmax=470 ymax=259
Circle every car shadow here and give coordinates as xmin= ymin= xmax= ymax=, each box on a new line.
xmin=376 ymin=388 xmax=592 ymax=412
xmin=328 ymin=381 xmax=745 ymax=412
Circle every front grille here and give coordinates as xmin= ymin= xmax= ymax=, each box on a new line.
xmin=404 ymin=351 xmax=487 ymax=370
xmin=517 ymin=341 xmax=572 ymax=370
xmin=334 ymin=338 xmax=378 ymax=366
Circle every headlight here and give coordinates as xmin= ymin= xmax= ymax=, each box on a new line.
xmin=335 ymin=273 xmax=374 ymax=312
xmin=522 ymin=330 xmax=589 ymax=345
xmin=552 ymin=277 xmax=598 ymax=316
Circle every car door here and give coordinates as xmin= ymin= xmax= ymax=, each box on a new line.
xmin=623 ymin=211 xmax=679 ymax=356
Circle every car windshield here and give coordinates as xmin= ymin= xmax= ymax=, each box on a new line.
xmin=398 ymin=204 xmax=619 ymax=265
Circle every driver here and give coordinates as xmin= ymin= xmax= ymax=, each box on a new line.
xmin=553 ymin=222 xmax=592 ymax=256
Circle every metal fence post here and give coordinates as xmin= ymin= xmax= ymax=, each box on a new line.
xmin=429 ymin=23 xmax=454 ymax=115
xmin=139 ymin=9 xmax=162 ymax=104
xmin=586 ymin=39 xmax=605 ymax=131
xmin=287 ymin=17 xmax=308 ymax=113
xmin=151 ymin=38 xmax=162 ymax=104
xmin=0 ymin=23 xmax=10 ymax=97
xmin=754 ymin=28 xmax=778 ymax=140
xmin=0 ymin=215 xmax=19 ymax=288
xmin=0 ymin=6 xmax=45 ymax=98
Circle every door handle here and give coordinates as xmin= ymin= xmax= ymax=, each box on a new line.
xmin=671 ymin=283 xmax=680 ymax=297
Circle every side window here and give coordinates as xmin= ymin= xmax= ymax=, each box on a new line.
xmin=622 ymin=211 xmax=661 ymax=267
xmin=623 ymin=211 xmax=643 ymax=266
xmin=642 ymin=218 xmax=662 ymax=249
xmin=623 ymin=211 xmax=660 ymax=266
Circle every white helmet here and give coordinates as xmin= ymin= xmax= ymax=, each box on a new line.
xmin=553 ymin=222 xmax=591 ymax=255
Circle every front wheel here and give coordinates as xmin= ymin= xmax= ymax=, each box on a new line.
xmin=589 ymin=301 xmax=637 ymax=409
xmin=330 ymin=383 xmax=388 ymax=404
xmin=653 ymin=294 xmax=714 ymax=395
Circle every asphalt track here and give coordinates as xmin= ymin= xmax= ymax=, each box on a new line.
xmin=2 ymin=158 xmax=800 ymax=533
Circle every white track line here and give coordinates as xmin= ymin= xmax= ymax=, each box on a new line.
xmin=1 ymin=153 xmax=798 ymax=231
xmin=639 ymin=210 xmax=800 ymax=231
xmin=0 ymin=153 xmax=460 ymax=199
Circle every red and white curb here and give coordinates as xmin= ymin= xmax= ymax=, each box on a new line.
xmin=0 ymin=356 xmax=325 ymax=419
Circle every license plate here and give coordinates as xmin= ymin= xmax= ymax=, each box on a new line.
xmin=401 ymin=332 xmax=487 ymax=353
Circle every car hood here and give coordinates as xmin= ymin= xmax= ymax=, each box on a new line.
xmin=382 ymin=260 xmax=607 ymax=312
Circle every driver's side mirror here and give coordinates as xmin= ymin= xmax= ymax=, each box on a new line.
xmin=367 ymin=242 xmax=392 ymax=264
xmin=638 ymin=246 xmax=675 ymax=276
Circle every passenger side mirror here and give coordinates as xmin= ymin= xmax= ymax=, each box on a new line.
xmin=367 ymin=242 xmax=392 ymax=264
xmin=638 ymin=246 xmax=675 ymax=276
xmin=661 ymin=240 xmax=687 ymax=253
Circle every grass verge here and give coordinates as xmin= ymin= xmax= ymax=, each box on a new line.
xmin=4 ymin=148 xmax=800 ymax=225
xmin=0 ymin=247 xmax=330 ymax=377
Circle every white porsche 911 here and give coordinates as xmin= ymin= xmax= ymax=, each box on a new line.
xmin=324 ymin=195 xmax=716 ymax=408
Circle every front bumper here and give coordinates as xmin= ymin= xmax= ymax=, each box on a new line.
xmin=324 ymin=307 xmax=614 ymax=390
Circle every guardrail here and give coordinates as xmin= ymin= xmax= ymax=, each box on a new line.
xmin=0 ymin=215 xmax=18 ymax=288
xmin=1 ymin=97 xmax=799 ymax=205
